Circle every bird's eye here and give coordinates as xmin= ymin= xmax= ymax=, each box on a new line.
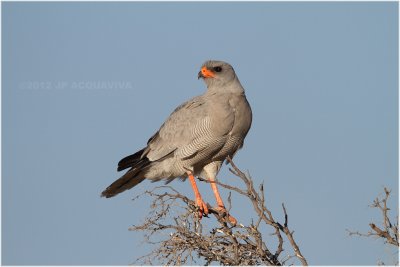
xmin=214 ymin=66 xmax=222 ymax=72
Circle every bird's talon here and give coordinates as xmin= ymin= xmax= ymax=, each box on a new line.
xmin=214 ymin=206 xmax=237 ymax=226
xmin=195 ymin=198 xmax=209 ymax=219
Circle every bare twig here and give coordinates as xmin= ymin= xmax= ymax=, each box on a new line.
xmin=347 ymin=187 xmax=399 ymax=265
xmin=226 ymin=156 xmax=308 ymax=266
xmin=129 ymin=159 xmax=308 ymax=265
xmin=348 ymin=187 xmax=399 ymax=248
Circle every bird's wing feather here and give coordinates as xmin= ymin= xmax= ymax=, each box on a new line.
xmin=144 ymin=95 xmax=234 ymax=162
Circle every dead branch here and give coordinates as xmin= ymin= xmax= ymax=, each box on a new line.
xmin=347 ymin=187 xmax=399 ymax=248
xmin=347 ymin=187 xmax=399 ymax=265
xmin=130 ymin=159 xmax=307 ymax=265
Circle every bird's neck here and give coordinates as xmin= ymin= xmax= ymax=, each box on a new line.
xmin=206 ymin=78 xmax=245 ymax=95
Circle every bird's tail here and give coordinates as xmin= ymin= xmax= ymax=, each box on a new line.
xmin=101 ymin=149 xmax=150 ymax=198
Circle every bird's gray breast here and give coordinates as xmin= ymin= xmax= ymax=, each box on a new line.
xmin=211 ymin=93 xmax=252 ymax=160
xmin=228 ymin=94 xmax=252 ymax=137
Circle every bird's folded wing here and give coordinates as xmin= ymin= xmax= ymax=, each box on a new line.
xmin=144 ymin=96 xmax=233 ymax=162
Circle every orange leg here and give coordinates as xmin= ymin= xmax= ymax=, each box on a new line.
xmin=209 ymin=177 xmax=237 ymax=226
xmin=187 ymin=171 xmax=209 ymax=218
xmin=210 ymin=179 xmax=225 ymax=208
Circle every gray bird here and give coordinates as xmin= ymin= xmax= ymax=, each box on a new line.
xmin=102 ymin=60 xmax=252 ymax=223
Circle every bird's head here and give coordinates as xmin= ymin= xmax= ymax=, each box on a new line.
xmin=198 ymin=60 xmax=238 ymax=89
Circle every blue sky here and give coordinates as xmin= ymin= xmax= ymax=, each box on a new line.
xmin=2 ymin=2 xmax=398 ymax=265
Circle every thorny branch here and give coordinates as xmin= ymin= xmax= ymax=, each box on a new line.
xmin=130 ymin=158 xmax=307 ymax=265
xmin=348 ymin=188 xmax=399 ymax=248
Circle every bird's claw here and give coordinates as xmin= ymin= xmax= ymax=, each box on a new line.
xmin=195 ymin=197 xmax=209 ymax=219
xmin=214 ymin=205 xmax=237 ymax=226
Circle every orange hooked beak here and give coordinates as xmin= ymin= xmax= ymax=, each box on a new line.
xmin=198 ymin=66 xmax=215 ymax=79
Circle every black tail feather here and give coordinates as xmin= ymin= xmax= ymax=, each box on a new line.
xmin=117 ymin=148 xmax=145 ymax=171
xmin=102 ymin=153 xmax=150 ymax=198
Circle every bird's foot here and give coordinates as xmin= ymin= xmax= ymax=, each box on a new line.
xmin=195 ymin=197 xmax=209 ymax=219
xmin=214 ymin=205 xmax=237 ymax=226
